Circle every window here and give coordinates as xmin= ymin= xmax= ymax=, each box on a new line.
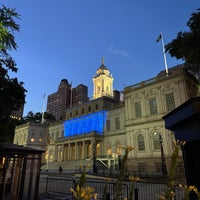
xmin=155 ymin=162 xmax=162 ymax=173
xmin=106 ymin=119 xmax=111 ymax=131
xmin=106 ymin=86 xmax=109 ymax=92
xmin=107 ymin=143 xmax=112 ymax=155
xmin=138 ymin=134 xmax=145 ymax=150
xmin=149 ymin=97 xmax=158 ymax=115
xmin=135 ymin=102 xmax=142 ymax=118
xmin=82 ymin=108 xmax=85 ymax=114
xmin=115 ymin=117 xmax=120 ymax=129
xmin=166 ymin=93 xmax=175 ymax=112
xmin=153 ymin=132 xmax=160 ymax=150
xmin=116 ymin=145 xmax=122 ymax=155
xmin=49 ymin=151 xmax=53 ymax=160
xmin=97 ymin=86 xmax=100 ymax=94
xmin=138 ymin=162 xmax=146 ymax=172
xmin=88 ymin=106 xmax=91 ymax=112
xmin=95 ymin=103 xmax=99 ymax=110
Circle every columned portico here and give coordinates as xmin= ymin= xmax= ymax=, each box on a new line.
xmin=61 ymin=133 xmax=103 ymax=162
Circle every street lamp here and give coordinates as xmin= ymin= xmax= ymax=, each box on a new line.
xmin=159 ymin=134 xmax=168 ymax=176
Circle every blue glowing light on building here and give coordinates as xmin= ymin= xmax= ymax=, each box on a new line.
xmin=64 ymin=110 xmax=107 ymax=137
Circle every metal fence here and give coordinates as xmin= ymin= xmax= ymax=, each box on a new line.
xmin=38 ymin=176 xmax=185 ymax=200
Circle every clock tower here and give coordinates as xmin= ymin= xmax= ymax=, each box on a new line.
xmin=93 ymin=58 xmax=114 ymax=99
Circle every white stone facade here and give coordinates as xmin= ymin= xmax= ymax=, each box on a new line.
xmin=14 ymin=65 xmax=200 ymax=174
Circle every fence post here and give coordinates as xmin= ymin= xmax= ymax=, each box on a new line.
xmin=134 ymin=188 xmax=139 ymax=200
xmin=106 ymin=192 xmax=110 ymax=200
xmin=45 ymin=176 xmax=48 ymax=193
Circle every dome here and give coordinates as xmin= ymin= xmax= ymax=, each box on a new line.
xmin=94 ymin=57 xmax=111 ymax=78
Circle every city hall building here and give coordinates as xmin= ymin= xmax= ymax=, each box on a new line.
xmin=14 ymin=61 xmax=200 ymax=175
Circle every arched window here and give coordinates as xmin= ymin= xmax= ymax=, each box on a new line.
xmin=138 ymin=134 xmax=145 ymax=151
xmin=107 ymin=143 xmax=112 ymax=155
xmin=116 ymin=142 xmax=122 ymax=155
xmin=153 ymin=132 xmax=160 ymax=150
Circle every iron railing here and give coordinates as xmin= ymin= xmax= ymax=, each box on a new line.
xmin=38 ymin=176 xmax=185 ymax=200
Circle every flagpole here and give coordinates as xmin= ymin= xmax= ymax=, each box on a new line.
xmin=42 ymin=94 xmax=45 ymax=123
xmin=160 ymin=32 xmax=169 ymax=76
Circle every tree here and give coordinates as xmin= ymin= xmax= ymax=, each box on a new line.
xmin=23 ymin=111 xmax=56 ymax=123
xmin=165 ymin=8 xmax=200 ymax=73
xmin=0 ymin=5 xmax=26 ymax=142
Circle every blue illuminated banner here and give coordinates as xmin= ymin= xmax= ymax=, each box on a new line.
xmin=64 ymin=110 xmax=107 ymax=137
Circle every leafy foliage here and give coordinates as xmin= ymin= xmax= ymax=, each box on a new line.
xmin=166 ymin=8 xmax=200 ymax=73
xmin=0 ymin=5 xmax=26 ymax=142
xmin=23 ymin=111 xmax=56 ymax=123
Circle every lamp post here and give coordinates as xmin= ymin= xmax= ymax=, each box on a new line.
xmin=159 ymin=134 xmax=168 ymax=176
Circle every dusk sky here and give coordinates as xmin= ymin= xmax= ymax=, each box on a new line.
xmin=1 ymin=1 xmax=199 ymax=116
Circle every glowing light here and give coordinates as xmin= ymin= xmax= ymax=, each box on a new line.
xmin=64 ymin=110 xmax=107 ymax=137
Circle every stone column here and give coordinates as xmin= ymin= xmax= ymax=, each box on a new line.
xmin=68 ymin=143 xmax=71 ymax=161
xmin=75 ymin=142 xmax=77 ymax=160
xmin=61 ymin=144 xmax=64 ymax=161
xmin=82 ymin=141 xmax=85 ymax=160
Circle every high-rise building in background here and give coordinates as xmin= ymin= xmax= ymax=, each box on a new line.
xmin=10 ymin=104 xmax=24 ymax=120
xmin=46 ymin=79 xmax=71 ymax=120
xmin=72 ymin=84 xmax=89 ymax=106
xmin=46 ymin=79 xmax=89 ymax=120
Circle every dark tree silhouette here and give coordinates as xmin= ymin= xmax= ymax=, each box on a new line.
xmin=166 ymin=8 xmax=200 ymax=73
xmin=23 ymin=111 xmax=56 ymax=123
xmin=0 ymin=6 xmax=26 ymax=142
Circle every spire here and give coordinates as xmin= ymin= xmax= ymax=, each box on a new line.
xmin=102 ymin=56 xmax=104 ymax=65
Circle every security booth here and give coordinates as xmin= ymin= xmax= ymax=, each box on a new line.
xmin=163 ymin=97 xmax=200 ymax=199
xmin=0 ymin=143 xmax=44 ymax=200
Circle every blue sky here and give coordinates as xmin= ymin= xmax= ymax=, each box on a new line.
xmin=1 ymin=1 xmax=199 ymax=116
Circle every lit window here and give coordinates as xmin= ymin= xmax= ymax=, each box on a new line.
xmin=149 ymin=97 xmax=158 ymax=115
xmin=31 ymin=138 xmax=35 ymax=142
xmin=166 ymin=93 xmax=175 ymax=112
xmin=107 ymin=148 xmax=112 ymax=155
xmin=107 ymin=143 xmax=112 ymax=155
xmin=138 ymin=134 xmax=145 ymax=150
xmin=45 ymin=151 xmax=48 ymax=160
xmin=153 ymin=132 xmax=160 ymax=150
xmin=135 ymin=102 xmax=142 ymax=118
xmin=116 ymin=143 xmax=122 ymax=155
xmin=39 ymin=138 xmax=42 ymax=142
